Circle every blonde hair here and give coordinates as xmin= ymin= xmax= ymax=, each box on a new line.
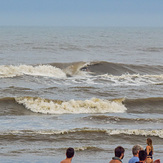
xmin=147 ymin=138 xmax=153 ymax=151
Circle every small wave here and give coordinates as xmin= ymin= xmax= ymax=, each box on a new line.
xmin=140 ymin=47 xmax=163 ymax=52
xmin=59 ymin=146 xmax=104 ymax=152
xmin=0 ymin=65 xmax=66 ymax=78
xmin=74 ymin=146 xmax=104 ymax=151
xmin=83 ymin=115 xmax=163 ymax=124
xmin=15 ymin=97 xmax=127 ymax=114
xmin=1 ymin=128 xmax=163 ymax=138
xmin=61 ymin=128 xmax=163 ymax=138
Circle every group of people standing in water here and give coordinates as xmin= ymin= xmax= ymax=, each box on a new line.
xmin=60 ymin=138 xmax=160 ymax=163
xmin=128 ymin=138 xmax=159 ymax=163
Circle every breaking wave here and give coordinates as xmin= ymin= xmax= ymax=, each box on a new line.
xmin=1 ymin=96 xmax=163 ymax=115
xmin=1 ymin=61 xmax=163 ymax=79
xmin=0 ymin=65 xmax=66 ymax=78
xmin=15 ymin=97 xmax=126 ymax=114
xmin=0 ymin=62 xmax=89 ymax=78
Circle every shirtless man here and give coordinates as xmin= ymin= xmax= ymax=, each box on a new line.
xmin=109 ymin=146 xmax=125 ymax=163
xmin=60 ymin=147 xmax=74 ymax=163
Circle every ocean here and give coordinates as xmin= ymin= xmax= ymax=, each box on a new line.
xmin=0 ymin=27 xmax=163 ymax=163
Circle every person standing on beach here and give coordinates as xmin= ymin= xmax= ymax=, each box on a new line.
xmin=128 ymin=145 xmax=143 ymax=163
xmin=145 ymin=138 xmax=154 ymax=163
xmin=60 ymin=147 xmax=74 ymax=163
xmin=109 ymin=146 xmax=125 ymax=163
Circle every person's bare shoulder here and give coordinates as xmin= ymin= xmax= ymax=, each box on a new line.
xmin=109 ymin=160 xmax=121 ymax=163
xmin=60 ymin=160 xmax=70 ymax=163
xmin=146 ymin=145 xmax=151 ymax=150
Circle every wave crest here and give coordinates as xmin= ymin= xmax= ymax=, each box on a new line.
xmin=15 ymin=97 xmax=127 ymax=114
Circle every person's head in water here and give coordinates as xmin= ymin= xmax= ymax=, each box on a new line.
xmin=138 ymin=150 xmax=147 ymax=161
xmin=66 ymin=147 xmax=74 ymax=158
xmin=115 ymin=146 xmax=125 ymax=159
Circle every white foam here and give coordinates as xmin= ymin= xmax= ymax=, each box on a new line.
xmin=0 ymin=65 xmax=66 ymax=78
xmin=99 ymin=74 xmax=163 ymax=86
xmin=106 ymin=129 xmax=163 ymax=138
xmin=15 ymin=97 xmax=127 ymax=114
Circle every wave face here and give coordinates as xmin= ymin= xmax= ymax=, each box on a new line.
xmin=82 ymin=61 xmax=163 ymax=75
xmin=15 ymin=97 xmax=127 ymax=114
xmin=124 ymin=97 xmax=163 ymax=114
xmin=0 ymin=97 xmax=37 ymax=116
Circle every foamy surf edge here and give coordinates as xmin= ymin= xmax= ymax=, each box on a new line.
xmin=2 ymin=128 xmax=163 ymax=138
xmin=15 ymin=97 xmax=127 ymax=114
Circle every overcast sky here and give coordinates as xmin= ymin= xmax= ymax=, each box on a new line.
xmin=0 ymin=0 xmax=163 ymax=26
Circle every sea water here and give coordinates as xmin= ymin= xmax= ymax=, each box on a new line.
xmin=0 ymin=27 xmax=163 ymax=163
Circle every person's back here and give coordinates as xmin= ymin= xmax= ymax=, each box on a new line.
xmin=60 ymin=148 xmax=74 ymax=163
xmin=109 ymin=159 xmax=121 ymax=163
xmin=109 ymin=146 xmax=125 ymax=163
xmin=128 ymin=145 xmax=143 ymax=163
xmin=60 ymin=158 xmax=72 ymax=163
xmin=128 ymin=156 xmax=139 ymax=163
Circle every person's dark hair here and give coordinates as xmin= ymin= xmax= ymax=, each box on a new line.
xmin=139 ymin=150 xmax=147 ymax=161
xmin=115 ymin=146 xmax=125 ymax=157
xmin=66 ymin=147 xmax=74 ymax=158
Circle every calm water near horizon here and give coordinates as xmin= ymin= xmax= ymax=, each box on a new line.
xmin=0 ymin=27 xmax=163 ymax=163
